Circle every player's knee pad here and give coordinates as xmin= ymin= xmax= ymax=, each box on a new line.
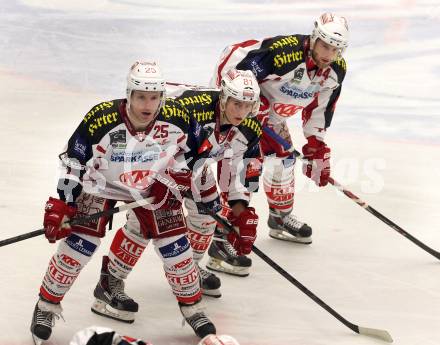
xmin=40 ymin=233 xmax=101 ymax=303
xmin=185 ymin=199 xmax=216 ymax=262
xmin=108 ymin=227 xmax=149 ymax=280
xmin=154 ymin=234 xmax=201 ymax=304
xmin=263 ymin=159 xmax=295 ymax=212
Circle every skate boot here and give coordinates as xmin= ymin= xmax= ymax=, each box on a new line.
xmin=179 ymin=299 xmax=216 ymax=338
xmin=91 ymin=255 xmax=138 ymax=323
xmin=197 ymin=264 xmax=221 ymax=298
xmin=206 ymin=229 xmax=252 ymax=277
xmin=268 ymin=208 xmax=312 ymax=244
xmin=30 ymin=297 xmax=63 ymax=345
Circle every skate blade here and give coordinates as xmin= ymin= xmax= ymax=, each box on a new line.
xmin=32 ymin=334 xmax=44 ymax=345
xmin=269 ymin=229 xmax=312 ymax=244
xmin=202 ymin=288 xmax=222 ymax=298
xmin=206 ymin=258 xmax=249 ymax=277
xmin=91 ymin=299 xmax=135 ymax=323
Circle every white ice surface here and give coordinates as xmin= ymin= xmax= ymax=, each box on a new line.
xmin=0 ymin=1 xmax=439 ymax=345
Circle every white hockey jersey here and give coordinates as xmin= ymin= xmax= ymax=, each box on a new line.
xmin=58 ymin=98 xmax=201 ymax=203
xmin=166 ymin=83 xmax=262 ymax=205
xmin=210 ymin=34 xmax=347 ymax=141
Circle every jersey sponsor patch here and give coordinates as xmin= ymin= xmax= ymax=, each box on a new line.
xmin=158 ymin=235 xmax=190 ymax=259
xmin=72 ymin=135 xmax=87 ymax=160
xmin=119 ymin=170 xmax=155 ymax=190
xmin=241 ymin=118 xmax=262 ymax=136
xmin=65 ymin=233 xmax=97 ymax=257
xmin=273 ymin=103 xmax=304 ymax=117
xmin=111 ymin=151 xmax=160 ymax=163
xmin=279 ymin=83 xmax=317 ymax=99
xmin=154 ymin=208 xmax=187 ymax=235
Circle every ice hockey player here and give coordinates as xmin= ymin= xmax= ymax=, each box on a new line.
xmin=169 ymin=68 xmax=262 ymax=285
xmin=98 ymin=68 xmax=262 ymax=308
xmin=69 ymin=327 xmax=241 ymax=345
xmin=210 ymin=13 xmax=349 ymax=251
xmin=30 ymin=60 xmax=216 ymax=344
xmin=69 ymin=326 xmax=151 ymax=345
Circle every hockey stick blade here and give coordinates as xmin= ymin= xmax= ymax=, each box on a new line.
xmin=252 ymin=245 xmax=393 ymax=342
xmin=358 ymin=326 xmax=393 ymax=343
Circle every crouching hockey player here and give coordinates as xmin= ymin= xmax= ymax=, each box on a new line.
xmin=96 ymin=68 xmax=262 ymax=316
xmin=30 ymin=61 xmax=216 ymax=344
xmin=69 ymin=326 xmax=241 ymax=345
xmin=210 ymin=13 xmax=349 ymax=249
xmin=169 ymin=68 xmax=263 ymax=284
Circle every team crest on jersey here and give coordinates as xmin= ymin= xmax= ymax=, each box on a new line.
xmin=273 ymin=103 xmax=304 ymax=117
xmin=292 ymin=67 xmax=304 ymax=84
xmin=119 ymin=170 xmax=155 ymax=190
xmin=109 ymin=129 xmax=127 ymax=149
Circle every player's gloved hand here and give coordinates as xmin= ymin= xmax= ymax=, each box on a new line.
xmin=227 ymin=207 xmax=258 ymax=255
xmin=302 ymin=136 xmax=331 ymax=187
xmin=43 ymin=197 xmax=77 ymax=243
xmin=149 ymin=169 xmax=192 ymax=210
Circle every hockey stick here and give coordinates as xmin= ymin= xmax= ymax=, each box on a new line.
xmin=191 ymin=195 xmax=392 ymax=342
xmin=263 ymin=125 xmax=440 ymax=260
xmin=0 ymin=197 xmax=154 ymax=247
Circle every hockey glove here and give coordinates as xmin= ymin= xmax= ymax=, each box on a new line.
xmin=227 ymin=207 xmax=258 ymax=255
xmin=148 ymin=169 xmax=192 ymax=210
xmin=302 ymin=136 xmax=331 ymax=187
xmin=43 ymin=197 xmax=77 ymax=243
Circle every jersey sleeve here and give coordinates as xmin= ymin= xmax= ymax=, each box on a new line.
xmin=226 ymin=119 xmax=262 ymax=206
xmin=210 ymin=38 xmax=276 ymax=87
xmin=160 ymin=99 xmax=207 ymax=173
xmin=302 ymin=59 xmax=346 ymax=141
xmin=57 ymin=101 xmax=119 ymax=203
xmin=211 ymin=35 xmax=306 ymax=87
xmin=57 ymin=117 xmax=94 ymax=204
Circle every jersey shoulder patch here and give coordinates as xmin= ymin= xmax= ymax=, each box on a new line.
xmin=264 ymin=34 xmax=306 ymax=51
xmin=265 ymin=34 xmax=307 ymax=75
xmin=239 ymin=117 xmax=263 ymax=142
xmin=175 ymin=90 xmax=219 ymax=125
xmin=158 ymin=98 xmax=191 ymax=131
xmin=331 ymin=57 xmax=347 ymax=83
xmin=81 ymin=99 xmax=123 ymax=139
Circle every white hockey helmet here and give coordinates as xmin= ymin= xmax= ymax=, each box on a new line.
xmin=198 ymin=334 xmax=240 ymax=345
xmin=126 ymin=60 xmax=166 ymax=113
xmin=310 ymin=13 xmax=349 ymax=55
xmin=220 ymin=68 xmax=260 ymax=117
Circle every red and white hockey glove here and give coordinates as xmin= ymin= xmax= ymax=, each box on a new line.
xmin=43 ymin=197 xmax=77 ymax=243
xmin=148 ymin=169 xmax=192 ymax=210
xmin=302 ymin=136 xmax=331 ymax=187
xmin=227 ymin=207 xmax=258 ymax=255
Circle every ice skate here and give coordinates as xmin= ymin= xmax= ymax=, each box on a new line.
xmin=179 ymin=299 xmax=216 ymax=338
xmin=30 ymin=297 xmax=63 ymax=344
xmin=207 ymin=232 xmax=252 ymax=277
xmin=268 ymin=208 xmax=312 ymax=244
xmin=198 ymin=264 xmax=221 ymax=298
xmin=91 ymin=256 xmax=138 ymax=323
